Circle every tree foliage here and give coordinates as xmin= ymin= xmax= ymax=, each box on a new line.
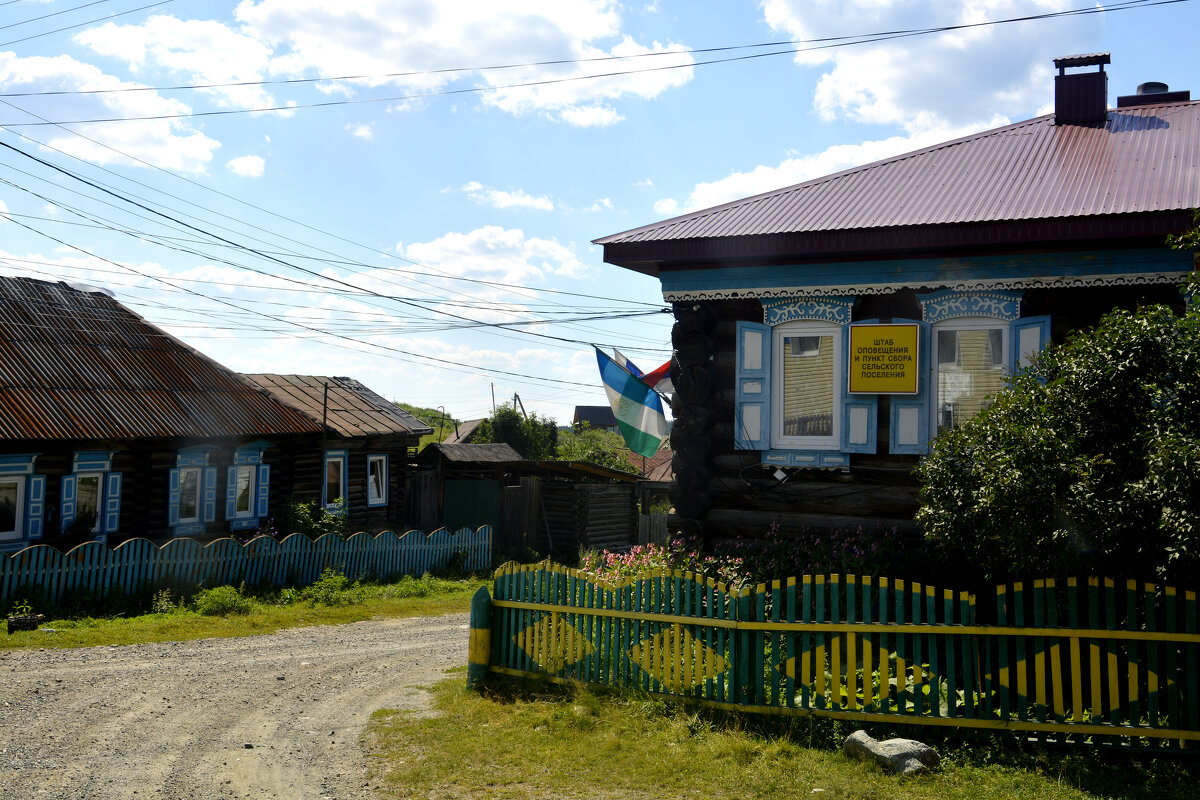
xmin=556 ymin=423 xmax=636 ymax=473
xmin=475 ymin=404 xmax=558 ymax=460
xmin=916 ymin=283 xmax=1200 ymax=584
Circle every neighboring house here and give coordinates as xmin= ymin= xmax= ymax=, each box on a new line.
xmin=411 ymin=442 xmax=644 ymax=559
xmin=0 ymin=277 xmax=323 ymax=553
xmin=572 ymin=405 xmax=619 ymax=433
xmin=243 ymin=374 xmax=433 ymax=533
xmin=595 ymin=54 xmax=1200 ymax=541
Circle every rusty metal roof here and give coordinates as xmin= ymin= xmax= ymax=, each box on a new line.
xmin=243 ymin=374 xmax=433 ymax=438
xmin=0 ymin=276 xmax=324 ymax=441
xmin=597 ymin=100 xmax=1200 ymax=272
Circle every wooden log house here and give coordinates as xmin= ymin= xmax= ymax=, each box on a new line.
xmin=595 ymin=54 xmax=1200 ymax=545
xmin=0 ymin=277 xmax=429 ymax=553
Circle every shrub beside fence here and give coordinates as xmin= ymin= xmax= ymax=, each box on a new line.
xmin=479 ymin=562 xmax=1200 ymax=750
xmin=0 ymin=527 xmax=492 ymax=606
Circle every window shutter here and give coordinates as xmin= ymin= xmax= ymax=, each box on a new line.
xmin=60 ymin=474 xmax=77 ymax=531
xmin=225 ymin=468 xmax=238 ymax=520
xmin=889 ymin=319 xmax=932 ymax=455
xmin=202 ymin=466 xmax=218 ymax=523
xmin=256 ymin=464 xmax=270 ymax=518
xmin=25 ymin=475 xmax=45 ymax=539
xmin=168 ymin=468 xmax=181 ymax=526
xmin=734 ymin=320 xmax=772 ymax=450
xmin=102 ymin=472 xmax=122 ymax=534
xmin=841 ymin=320 xmax=879 ymax=454
xmin=1010 ymin=315 xmax=1051 ymax=372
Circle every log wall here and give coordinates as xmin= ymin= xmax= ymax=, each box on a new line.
xmin=666 ymin=284 xmax=1185 ymax=545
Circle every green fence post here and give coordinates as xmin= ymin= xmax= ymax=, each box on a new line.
xmin=466 ymin=585 xmax=493 ymax=690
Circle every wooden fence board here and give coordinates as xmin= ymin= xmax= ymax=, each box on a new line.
xmin=483 ymin=563 xmax=1200 ymax=750
xmin=1 ymin=527 xmax=492 ymax=606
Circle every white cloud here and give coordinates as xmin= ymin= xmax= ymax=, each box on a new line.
xmin=634 ymin=178 xmax=653 ymax=187
xmin=231 ymin=0 xmax=692 ymax=125
xmin=760 ymin=1 xmax=1098 ymax=133
xmin=401 ymin=225 xmax=584 ymax=284
xmin=586 ymin=197 xmax=614 ymax=213
xmin=346 ymin=122 xmax=374 ymax=140
xmin=462 ymin=182 xmax=555 ymax=211
xmin=653 ymin=197 xmax=678 ymax=216
xmin=74 ymin=15 xmax=276 ymax=110
xmin=226 ymin=155 xmax=266 ymax=177
xmin=0 ymin=53 xmax=219 ymax=172
xmin=656 ymin=119 xmax=1003 ymax=215
xmin=559 ymin=104 xmax=623 ymax=127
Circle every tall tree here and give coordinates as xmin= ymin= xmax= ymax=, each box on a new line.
xmin=475 ymin=404 xmax=558 ymax=460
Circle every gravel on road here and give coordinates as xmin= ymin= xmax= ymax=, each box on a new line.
xmin=0 ymin=613 xmax=469 ymax=800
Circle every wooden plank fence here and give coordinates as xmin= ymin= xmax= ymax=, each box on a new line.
xmin=0 ymin=527 xmax=491 ymax=605
xmin=482 ymin=562 xmax=1200 ymax=749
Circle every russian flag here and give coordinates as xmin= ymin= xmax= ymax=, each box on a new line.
xmin=596 ymin=347 xmax=668 ymax=458
xmin=613 ymin=348 xmax=673 ymax=396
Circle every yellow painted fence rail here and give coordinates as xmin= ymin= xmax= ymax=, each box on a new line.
xmin=479 ymin=563 xmax=1200 ymax=749
xmin=0 ymin=527 xmax=492 ymax=605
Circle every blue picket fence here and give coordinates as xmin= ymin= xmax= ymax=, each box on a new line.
xmin=0 ymin=526 xmax=492 ymax=605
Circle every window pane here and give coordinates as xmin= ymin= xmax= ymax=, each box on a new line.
xmin=325 ymin=459 xmax=343 ymax=503
xmin=937 ymin=327 xmax=1005 ymax=430
xmin=781 ymin=334 xmax=835 ymax=438
xmin=0 ymin=480 xmax=17 ymax=534
xmin=368 ymin=458 xmax=385 ymax=503
xmin=77 ymin=475 xmax=100 ymax=525
xmin=236 ymin=466 xmax=253 ymax=514
xmin=179 ymin=469 xmax=200 ymax=522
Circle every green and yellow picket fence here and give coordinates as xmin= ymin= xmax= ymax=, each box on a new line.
xmin=1 ymin=526 xmax=491 ymax=605
xmin=471 ymin=562 xmax=1200 ymax=749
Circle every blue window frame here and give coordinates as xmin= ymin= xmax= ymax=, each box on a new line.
xmin=227 ymin=441 xmax=271 ymax=532
xmin=168 ymin=446 xmax=218 ymax=537
xmin=61 ymin=451 xmax=121 ymax=542
xmin=367 ymin=454 xmax=388 ymax=508
xmin=0 ymin=454 xmax=43 ymax=552
xmin=323 ymin=450 xmax=348 ymax=513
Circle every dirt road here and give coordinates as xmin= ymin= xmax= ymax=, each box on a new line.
xmin=0 ymin=613 xmax=469 ymax=800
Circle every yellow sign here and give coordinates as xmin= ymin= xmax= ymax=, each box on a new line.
xmin=848 ymin=323 xmax=920 ymax=394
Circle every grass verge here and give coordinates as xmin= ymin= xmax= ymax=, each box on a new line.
xmin=365 ymin=677 xmax=1197 ymax=800
xmin=2 ymin=572 xmax=485 ymax=650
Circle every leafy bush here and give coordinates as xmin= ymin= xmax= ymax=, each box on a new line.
xmin=299 ymin=568 xmax=364 ymax=606
xmin=275 ymin=497 xmax=349 ymax=540
xmin=708 ymin=522 xmax=925 ymax=584
xmin=557 ymin=423 xmax=636 ymax=472
xmin=193 ymin=585 xmax=254 ymax=616
xmin=916 ymin=286 xmax=1200 ymax=584
xmin=475 ymin=404 xmax=558 ymax=460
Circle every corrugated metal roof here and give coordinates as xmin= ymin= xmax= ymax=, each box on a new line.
xmin=244 ymin=374 xmax=433 ymax=438
xmin=596 ymin=101 xmax=1200 ymax=254
xmin=0 ymin=276 xmax=324 ymax=441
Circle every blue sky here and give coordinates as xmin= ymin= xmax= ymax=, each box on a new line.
xmin=1 ymin=0 xmax=1197 ymax=425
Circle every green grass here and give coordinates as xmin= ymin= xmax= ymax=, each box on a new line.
xmin=365 ymin=678 xmax=1198 ymax=800
xmin=1 ymin=572 xmax=486 ymax=650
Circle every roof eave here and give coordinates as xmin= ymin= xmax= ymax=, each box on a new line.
xmin=602 ymin=210 xmax=1197 ymax=275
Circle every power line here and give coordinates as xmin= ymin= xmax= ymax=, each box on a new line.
xmin=2 ymin=213 xmax=616 ymax=388
xmin=2 ymin=0 xmax=112 ymax=33
xmin=0 ymin=137 xmax=670 ymax=351
xmin=2 ymin=0 xmax=1179 ymax=101
xmin=0 ymin=0 xmax=1183 ymax=127
xmin=0 ymin=0 xmax=175 ymax=48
